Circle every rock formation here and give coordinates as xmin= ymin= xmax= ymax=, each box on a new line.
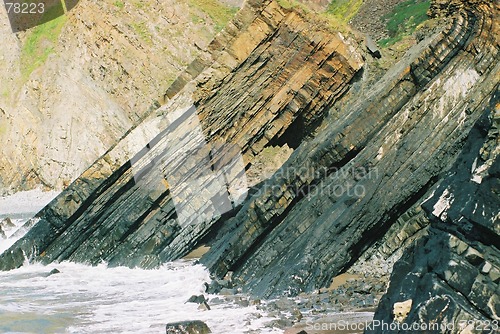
xmin=200 ymin=0 xmax=498 ymax=300
xmin=0 ymin=0 xmax=234 ymax=194
xmin=0 ymin=0 xmax=498 ymax=331
xmin=0 ymin=0 xmax=363 ymax=270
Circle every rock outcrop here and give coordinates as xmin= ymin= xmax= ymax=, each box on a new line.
xmin=200 ymin=0 xmax=499 ymax=299
xmin=369 ymin=90 xmax=499 ymax=331
xmin=0 ymin=0 xmax=498 ymax=330
xmin=0 ymin=0 xmax=363 ymax=270
xmin=0 ymin=0 xmax=234 ymax=194
xmin=165 ymin=320 xmax=212 ymax=334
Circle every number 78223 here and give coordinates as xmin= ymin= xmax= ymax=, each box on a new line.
xmin=5 ymin=2 xmax=45 ymax=14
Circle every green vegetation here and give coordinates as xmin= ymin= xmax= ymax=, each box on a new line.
xmin=325 ymin=0 xmax=363 ymax=24
xmin=276 ymin=0 xmax=358 ymax=33
xmin=276 ymin=0 xmax=297 ymax=9
xmin=187 ymin=0 xmax=239 ymax=32
xmin=276 ymin=0 xmax=313 ymax=12
xmin=131 ymin=22 xmax=153 ymax=44
xmin=190 ymin=13 xmax=205 ymax=25
xmin=114 ymin=1 xmax=124 ymax=9
xmin=379 ymin=0 xmax=431 ymax=47
xmin=20 ymin=6 xmax=67 ymax=79
xmin=132 ymin=0 xmax=144 ymax=10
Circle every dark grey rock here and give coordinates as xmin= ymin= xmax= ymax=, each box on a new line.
xmin=43 ymin=268 xmax=61 ymax=277
xmin=365 ymin=35 xmax=381 ymax=58
xmin=185 ymin=295 xmax=206 ymax=305
xmin=165 ymin=320 xmax=211 ymax=334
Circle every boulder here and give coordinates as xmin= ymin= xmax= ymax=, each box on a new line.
xmin=365 ymin=35 xmax=381 ymax=58
xmin=185 ymin=295 xmax=206 ymax=304
xmin=165 ymin=320 xmax=211 ymax=334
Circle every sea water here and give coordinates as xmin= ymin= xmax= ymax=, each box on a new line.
xmin=0 ymin=191 xmax=282 ymax=334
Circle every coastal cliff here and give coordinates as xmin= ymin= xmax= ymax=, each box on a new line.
xmin=0 ymin=0 xmax=363 ymax=270
xmin=0 ymin=0 xmax=498 ymax=331
xmin=0 ymin=0 xmax=239 ymax=194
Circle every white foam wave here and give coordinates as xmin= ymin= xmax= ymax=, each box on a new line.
xmin=0 ymin=261 xmax=282 ymax=334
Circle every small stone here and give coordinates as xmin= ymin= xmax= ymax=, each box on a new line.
xmin=365 ymin=35 xmax=381 ymax=59
xmin=250 ymin=298 xmax=261 ymax=305
xmin=464 ymin=247 xmax=484 ymax=266
xmin=291 ymin=308 xmax=303 ymax=322
xmin=234 ymin=298 xmax=249 ymax=307
xmin=186 ymin=295 xmax=206 ymax=304
xmin=44 ymin=268 xmax=61 ymax=277
xmin=481 ymin=262 xmax=492 ymax=274
xmin=198 ymin=301 xmax=211 ymax=311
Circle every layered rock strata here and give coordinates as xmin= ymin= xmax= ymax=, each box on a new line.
xmin=0 ymin=0 xmax=498 ymax=328
xmin=0 ymin=0 xmax=228 ymax=194
xmin=0 ymin=0 xmax=363 ymax=270
xmin=200 ymin=0 xmax=499 ymax=299
xmin=369 ymin=88 xmax=499 ymax=332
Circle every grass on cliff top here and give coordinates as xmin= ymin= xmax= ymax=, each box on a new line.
xmin=187 ymin=0 xmax=239 ymax=32
xmin=20 ymin=6 xmax=67 ymax=79
xmin=379 ymin=0 xmax=431 ymax=47
xmin=325 ymin=0 xmax=363 ymax=24
xmin=276 ymin=0 xmax=360 ymax=33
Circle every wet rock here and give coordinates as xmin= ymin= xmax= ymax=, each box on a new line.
xmin=267 ymin=318 xmax=293 ymax=329
xmin=0 ymin=0 xmax=363 ymax=272
xmin=165 ymin=320 xmax=211 ymax=334
xmin=0 ymin=217 xmax=15 ymax=239
xmin=197 ymin=301 xmax=211 ymax=311
xmin=0 ymin=217 xmax=15 ymax=229
xmin=200 ymin=0 xmax=500 ymax=301
xmin=234 ymin=298 xmax=249 ymax=307
xmin=291 ymin=308 xmax=303 ymax=322
xmin=43 ymin=268 xmax=61 ymax=277
xmin=218 ymin=288 xmax=236 ymax=296
xmin=203 ymin=281 xmax=221 ymax=294
xmin=186 ymin=295 xmax=206 ymax=305
xmin=371 ymin=74 xmax=500 ymax=331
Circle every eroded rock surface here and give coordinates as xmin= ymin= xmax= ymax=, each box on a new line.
xmin=0 ymin=0 xmax=233 ymax=194
xmin=200 ymin=0 xmax=499 ymax=300
xmin=0 ymin=0 xmax=363 ymax=271
xmin=0 ymin=0 xmax=498 ymax=330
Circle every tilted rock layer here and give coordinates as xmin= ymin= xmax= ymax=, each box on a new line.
xmin=0 ymin=0 xmax=363 ymax=270
xmin=0 ymin=0 xmax=232 ymax=194
xmin=0 ymin=0 xmax=498 ymax=330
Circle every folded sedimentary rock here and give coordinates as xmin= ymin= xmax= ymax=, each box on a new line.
xmin=0 ymin=0 xmax=363 ymax=271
